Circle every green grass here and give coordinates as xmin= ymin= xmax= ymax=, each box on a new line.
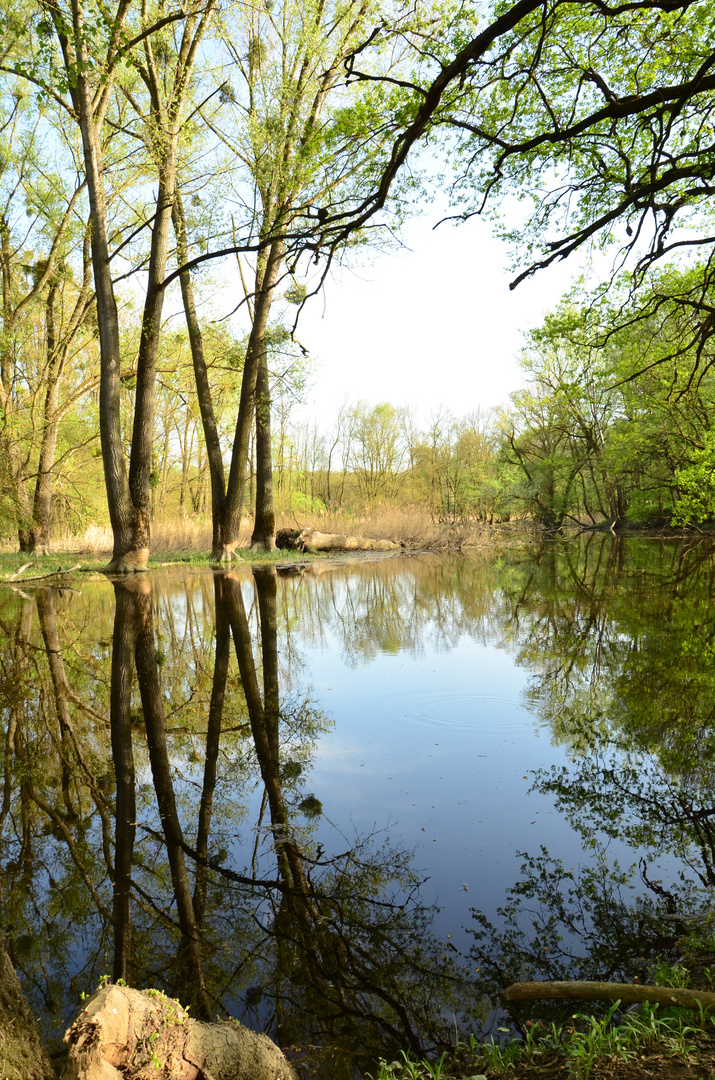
xmin=0 ymin=546 xmax=324 ymax=583
xmin=367 ymin=998 xmax=715 ymax=1080
xmin=153 ymin=547 xmax=323 ymax=566
xmin=0 ymin=552 xmax=108 ymax=576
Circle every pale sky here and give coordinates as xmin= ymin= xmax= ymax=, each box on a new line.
xmin=291 ymin=206 xmax=589 ymax=425
xmin=183 ymin=193 xmax=599 ymax=430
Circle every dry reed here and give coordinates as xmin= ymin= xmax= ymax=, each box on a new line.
xmin=5 ymin=508 xmax=499 ymax=557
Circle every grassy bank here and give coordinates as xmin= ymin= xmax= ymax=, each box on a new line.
xmin=0 ymin=545 xmax=319 ymax=583
xmin=367 ymin=959 xmax=715 ymax=1080
xmin=0 ymin=509 xmax=513 ymax=561
xmin=369 ymin=1001 xmax=715 ymax=1079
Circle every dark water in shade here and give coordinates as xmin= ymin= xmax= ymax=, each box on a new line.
xmin=2 ymin=536 xmax=715 ymax=1075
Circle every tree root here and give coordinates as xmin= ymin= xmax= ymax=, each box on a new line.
xmin=212 ymin=541 xmax=244 ymax=562
xmin=103 ymin=549 xmax=150 ymax=573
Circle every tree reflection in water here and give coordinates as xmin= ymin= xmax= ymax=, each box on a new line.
xmin=5 ymin=541 xmax=715 ymax=1063
xmin=220 ymin=568 xmax=468 ymax=1074
xmin=469 ymin=536 xmax=715 ymax=1028
xmin=0 ymin=568 xmax=468 ymax=1074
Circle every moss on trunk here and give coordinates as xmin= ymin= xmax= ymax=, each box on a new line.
xmin=0 ymin=936 xmax=56 ymax=1080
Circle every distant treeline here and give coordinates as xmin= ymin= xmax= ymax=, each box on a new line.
xmin=276 ymin=266 xmax=715 ymax=530
xmin=5 ymin=264 xmax=715 ymax=541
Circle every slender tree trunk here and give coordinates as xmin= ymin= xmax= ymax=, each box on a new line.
xmin=221 ymin=237 xmax=284 ymax=557
xmin=124 ymin=147 xmax=178 ymax=561
xmin=27 ymin=280 xmax=61 ymax=555
xmin=251 ymin=351 xmax=276 ymax=550
xmin=74 ymin=71 xmax=138 ymax=568
xmin=172 ymin=194 xmax=227 ymax=557
xmin=62 ymin=0 xmax=216 ymax=572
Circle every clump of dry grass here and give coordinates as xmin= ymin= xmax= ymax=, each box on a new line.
xmin=53 ymin=523 xmax=113 ymax=553
xmin=52 ymin=516 xmax=252 ymax=555
xmin=151 ymin=517 xmax=214 ymax=553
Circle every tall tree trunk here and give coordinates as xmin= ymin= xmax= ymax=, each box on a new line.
xmin=57 ymin=0 xmax=216 ymax=572
xmin=251 ymin=351 xmax=276 ymax=550
xmin=120 ymin=149 xmax=178 ymax=568
xmin=172 ymin=194 xmax=228 ymax=557
xmin=27 ymin=280 xmax=61 ymax=555
xmin=73 ymin=58 xmax=137 ymax=569
xmin=221 ymin=237 xmax=284 ymax=558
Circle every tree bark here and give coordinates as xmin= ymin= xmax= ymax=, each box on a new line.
xmin=251 ymin=351 xmax=276 ymax=550
xmin=126 ymin=167 xmax=176 ymax=560
xmin=0 ymin=934 xmax=56 ymax=1080
xmin=504 ymin=980 xmax=715 ymax=1011
xmin=221 ymin=237 xmax=284 ymax=557
xmin=172 ymin=193 xmax=229 ymax=559
xmin=81 ymin=177 xmax=137 ymax=563
xmin=70 ymin=19 xmax=138 ymax=569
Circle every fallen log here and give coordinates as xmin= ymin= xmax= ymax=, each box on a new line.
xmin=504 ymin=980 xmax=715 ymax=1011
xmin=276 ymin=527 xmax=401 ymax=553
xmin=64 ymin=984 xmax=296 ymax=1080
xmin=1 ymin=563 xmax=82 ymax=586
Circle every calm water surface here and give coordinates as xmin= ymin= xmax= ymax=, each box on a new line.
xmin=1 ymin=536 xmax=713 ymax=1075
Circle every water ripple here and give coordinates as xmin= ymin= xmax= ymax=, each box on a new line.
xmin=416 ymin=693 xmax=531 ymax=731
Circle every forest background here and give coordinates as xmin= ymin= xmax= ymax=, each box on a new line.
xmin=4 ymin=0 xmax=715 ymax=563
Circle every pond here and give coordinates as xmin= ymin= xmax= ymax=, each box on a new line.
xmin=1 ymin=535 xmax=714 ymax=1077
